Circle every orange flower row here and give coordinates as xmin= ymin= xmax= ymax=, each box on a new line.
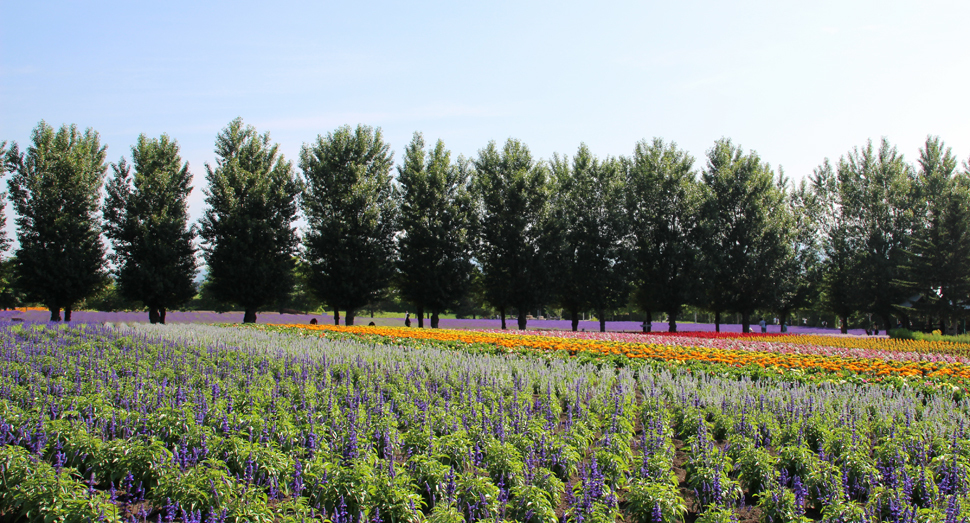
xmin=273 ymin=324 xmax=970 ymax=384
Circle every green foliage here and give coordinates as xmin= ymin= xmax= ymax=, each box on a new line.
xmin=428 ymin=502 xmax=466 ymax=523
xmin=94 ymin=436 xmax=174 ymax=491
xmin=756 ymin=486 xmax=810 ymax=523
xmin=151 ymin=459 xmax=235 ymax=512
xmin=302 ymin=456 xmax=376 ymax=516
xmin=367 ymin=469 xmax=425 ymax=523
xmin=0 ymin=445 xmax=121 ymax=523
xmin=735 ymin=445 xmax=778 ymax=496
xmin=627 ymin=138 xmax=699 ymax=332
xmin=548 ymin=143 xmax=629 ymax=332
xmin=483 ymin=439 xmax=524 ymax=487
xmin=215 ymin=435 xmax=291 ymax=490
xmin=300 ymin=124 xmax=397 ymax=326
xmin=625 ymin=479 xmax=687 ymax=522
xmin=472 ymin=138 xmax=550 ymax=330
xmin=776 ymin=444 xmax=818 ymax=480
xmin=198 ymin=117 xmax=301 ymax=322
xmin=695 ymin=507 xmax=739 ymax=523
xmin=456 ymin=474 xmax=500 ymax=518
xmin=103 ymin=133 xmax=197 ymax=323
xmin=4 ymin=121 xmax=108 ymax=320
xmin=507 ymin=483 xmax=558 ymax=523
xmin=699 ymin=138 xmax=793 ymax=331
xmin=818 ymin=500 xmax=866 ymax=522
xmin=396 ymin=133 xmax=476 ymax=328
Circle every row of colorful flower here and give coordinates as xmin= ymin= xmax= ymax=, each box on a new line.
xmin=272 ymin=324 xmax=970 ymax=393
xmin=481 ymin=329 xmax=970 ymax=362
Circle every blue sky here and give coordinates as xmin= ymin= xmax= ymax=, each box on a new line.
xmin=2 ymin=0 xmax=969 ymax=228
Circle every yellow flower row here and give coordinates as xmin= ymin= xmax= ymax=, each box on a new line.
xmin=274 ymin=324 xmax=970 ymax=384
xmin=763 ymin=334 xmax=970 ymax=356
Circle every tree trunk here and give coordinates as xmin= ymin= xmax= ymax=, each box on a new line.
xmin=517 ymin=309 xmax=527 ymax=330
xmin=715 ymin=310 xmax=721 ymax=333
xmin=64 ymin=307 xmax=73 ymax=322
xmin=878 ymin=313 xmax=893 ymax=336
xmin=50 ymin=307 xmax=62 ymax=322
xmin=346 ymin=309 xmax=356 ymax=326
xmin=431 ymin=309 xmax=440 ymax=329
xmin=570 ymin=310 xmax=579 ymax=332
xmin=840 ymin=314 xmax=848 ymax=334
xmin=334 ymin=310 xmax=340 ymax=325
xmin=598 ymin=309 xmax=606 ymax=333
xmin=643 ymin=310 xmax=651 ymax=332
xmin=159 ymin=307 xmax=167 ymax=325
xmin=243 ymin=308 xmax=257 ymax=323
xmin=417 ymin=305 xmax=425 ymax=329
xmin=741 ymin=311 xmax=751 ymax=333
xmin=668 ymin=311 xmax=677 ymax=333
xmin=500 ymin=307 xmax=507 ymax=330
xmin=149 ymin=307 xmax=160 ymax=324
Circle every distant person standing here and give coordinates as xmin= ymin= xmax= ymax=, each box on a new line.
xmin=404 ymin=312 xmax=411 ymax=327
xmin=759 ymin=318 xmax=767 ymax=333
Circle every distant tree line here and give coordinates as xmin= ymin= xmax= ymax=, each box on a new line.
xmin=2 ymin=119 xmax=969 ymax=333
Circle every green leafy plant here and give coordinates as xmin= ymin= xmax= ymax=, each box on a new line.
xmin=695 ymin=506 xmax=739 ymax=523
xmin=736 ymin=446 xmax=778 ymax=496
xmin=94 ymin=436 xmax=174 ymax=491
xmin=756 ymin=486 xmax=811 ymax=523
xmin=625 ymin=479 xmax=687 ymax=523
xmin=0 ymin=446 xmax=121 ymax=523
xmin=484 ymin=439 xmax=524 ymax=487
xmin=366 ymin=469 xmax=424 ymax=523
xmin=151 ymin=458 xmax=237 ymax=515
xmin=507 ymin=484 xmax=558 ymax=523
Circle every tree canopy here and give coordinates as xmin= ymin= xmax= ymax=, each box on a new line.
xmin=473 ymin=139 xmax=549 ymax=330
xmin=549 ymin=143 xmax=629 ymax=332
xmin=300 ymin=124 xmax=397 ymax=326
xmin=198 ymin=118 xmax=301 ymax=323
xmin=627 ymin=138 xmax=699 ymax=332
xmin=4 ymin=122 xmax=108 ymax=321
xmin=699 ymin=139 xmax=792 ymax=333
xmin=396 ymin=133 xmax=476 ymax=328
xmin=104 ymin=134 xmax=197 ymax=324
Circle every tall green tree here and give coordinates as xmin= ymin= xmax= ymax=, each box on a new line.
xmin=699 ymin=139 xmax=792 ymax=333
xmin=0 ymin=141 xmax=13 ymax=307
xmin=300 ymin=124 xmax=397 ymax=326
xmin=396 ymin=132 xmax=476 ymax=328
xmin=473 ymin=138 xmax=549 ymax=330
xmin=548 ymin=144 xmax=629 ymax=332
xmin=0 ymin=141 xmax=9 ymax=254
xmin=104 ymin=134 xmax=197 ymax=324
xmin=198 ymin=118 xmax=301 ymax=323
xmin=626 ymin=138 xmax=699 ymax=332
xmin=4 ymin=122 xmax=108 ymax=321
xmin=839 ymin=139 xmax=917 ymax=330
xmin=772 ymin=175 xmax=823 ymax=328
xmin=812 ymin=159 xmax=863 ymax=333
xmin=898 ymin=137 xmax=970 ymax=331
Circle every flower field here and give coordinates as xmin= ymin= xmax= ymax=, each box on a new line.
xmin=276 ymin=324 xmax=970 ymax=393
xmin=4 ymin=323 xmax=970 ymax=522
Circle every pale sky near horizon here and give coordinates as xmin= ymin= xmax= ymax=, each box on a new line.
xmin=2 ymin=0 xmax=969 ymax=235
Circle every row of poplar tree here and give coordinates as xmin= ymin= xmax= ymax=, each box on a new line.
xmin=1 ymin=118 xmax=968 ymax=333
